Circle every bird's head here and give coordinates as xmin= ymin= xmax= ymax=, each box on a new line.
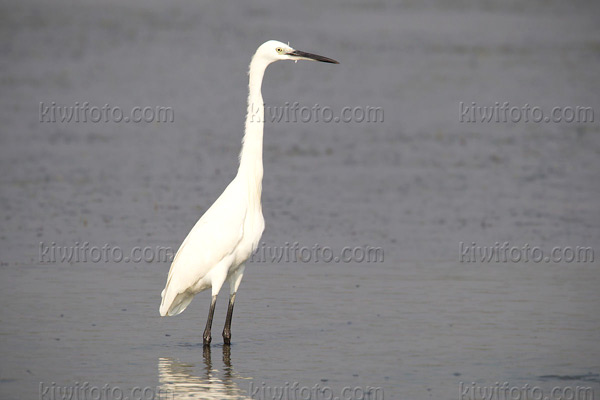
xmin=255 ymin=40 xmax=339 ymax=65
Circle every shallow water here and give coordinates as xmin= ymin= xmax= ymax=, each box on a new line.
xmin=1 ymin=0 xmax=599 ymax=399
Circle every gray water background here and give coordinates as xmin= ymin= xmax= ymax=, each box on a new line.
xmin=1 ymin=0 xmax=599 ymax=399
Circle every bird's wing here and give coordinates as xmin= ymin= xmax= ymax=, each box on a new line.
xmin=161 ymin=179 xmax=246 ymax=309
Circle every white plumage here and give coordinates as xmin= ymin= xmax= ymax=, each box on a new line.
xmin=159 ymin=40 xmax=338 ymax=345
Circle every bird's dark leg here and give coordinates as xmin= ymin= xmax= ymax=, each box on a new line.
xmin=222 ymin=293 xmax=236 ymax=345
xmin=203 ymin=295 xmax=217 ymax=346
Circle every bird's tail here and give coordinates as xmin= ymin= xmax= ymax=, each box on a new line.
xmin=160 ymin=285 xmax=194 ymax=317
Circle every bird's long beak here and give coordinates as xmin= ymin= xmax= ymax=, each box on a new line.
xmin=286 ymin=49 xmax=339 ymax=64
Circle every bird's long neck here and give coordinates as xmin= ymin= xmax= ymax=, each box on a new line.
xmin=238 ymin=56 xmax=268 ymax=205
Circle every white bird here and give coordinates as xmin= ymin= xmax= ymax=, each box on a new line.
xmin=160 ymin=40 xmax=338 ymax=346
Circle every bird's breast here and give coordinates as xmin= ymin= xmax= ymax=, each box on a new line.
xmin=233 ymin=207 xmax=265 ymax=267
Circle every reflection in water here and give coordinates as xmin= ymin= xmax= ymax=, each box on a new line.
xmin=158 ymin=346 xmax=251 ymax=399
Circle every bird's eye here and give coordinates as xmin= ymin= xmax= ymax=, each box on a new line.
xmin=276 ymin=47 xmax=283 ymax=54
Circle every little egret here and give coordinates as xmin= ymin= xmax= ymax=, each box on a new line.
xmin=159 ymin=40 xmax=338 ymax=346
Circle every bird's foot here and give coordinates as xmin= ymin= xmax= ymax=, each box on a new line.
xmin=203 ymin=332 xmax=212 ymax=347
xmin=222 ymin=329 xmax=231 ymax=345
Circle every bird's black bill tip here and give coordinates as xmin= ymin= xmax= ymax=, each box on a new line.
xmin=287 ymin=50 xmax=339 ymax=64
